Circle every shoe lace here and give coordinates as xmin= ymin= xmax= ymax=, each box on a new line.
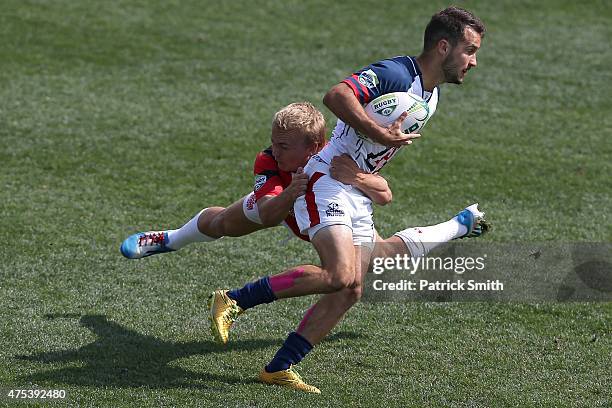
xmin=287 ymin=365 xmax=303 ymax=382
xmin=465 ymin=217 xmax=491 ymax=238
xmin=222 ymin=306 xmax=239 ymax=326
xmin=479 ymin=218 xmax=492 ymax=234
xmin=286 ymin=366 xmax=319 ymax=392
xmin=220 ymin=294 xmax=242 ymax=324
xmin=138 ymin=232 xmax=165 ymax=247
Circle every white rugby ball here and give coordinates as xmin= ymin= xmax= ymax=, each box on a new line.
xmin=365 ymin=92 xmax=430 ymax=134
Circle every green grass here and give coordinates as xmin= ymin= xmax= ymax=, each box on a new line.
xmin=1 ymin=0 xmax=611 ymax=406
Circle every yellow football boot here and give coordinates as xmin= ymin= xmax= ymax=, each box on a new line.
xmin=258 ymin=365 xmax=321 ymax=394
xmin=208 ymin=290 xmax=243 ymax=344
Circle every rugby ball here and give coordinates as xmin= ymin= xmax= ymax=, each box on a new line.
xmin=365 ymin=92 xmax=430 ymax=134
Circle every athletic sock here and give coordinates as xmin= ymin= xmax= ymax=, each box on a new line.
xmin=394 ymin=217 xmax=468 ymax=257
xmin=166 ymin=209 xmax=216 ymax=250
xmin=265 ymin=332 xmax=313 ymax=373
xmin=226 ymin=276 xmax=277 ymax=310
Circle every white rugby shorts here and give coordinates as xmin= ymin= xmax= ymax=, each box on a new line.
xmin=242 ymin=192 xmax=262 ymax=224
xmin=294 ymin=159 xmax=375 ymax=245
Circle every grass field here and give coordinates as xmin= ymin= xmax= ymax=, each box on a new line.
xmin=1 ymin=0 xmax=611 ymax=406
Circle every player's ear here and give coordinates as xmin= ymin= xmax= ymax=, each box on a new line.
xmin=306 ymin=137 xmax=321 ymax=155
xmin=307 ymin=143 xmax=318 ymax=156
xmin=313 ymin=130 xmax=326 ymax=153
xmin=438 ymin=38 xmax=451 ymax=57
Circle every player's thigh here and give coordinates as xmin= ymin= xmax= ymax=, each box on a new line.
xmin=354 ymin=243 xmax=374 ymax=286
xmin=310 ymin=243 xmax=372 ymax=309
xmin=310 ymin=224 xmax=356 ymax=288
xmin=212 ymin=195 xmax=266 ymax=237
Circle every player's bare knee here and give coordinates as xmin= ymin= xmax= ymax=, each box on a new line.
xmin=325 ymin=268 xmax=354 ymax=292
xmin=204 ymin=216 xmax=222 ymax=237
xmin=199 ymin=216 xmax=220 ymax=237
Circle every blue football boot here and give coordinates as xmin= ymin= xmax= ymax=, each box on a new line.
xmin=120 ymin=231 xmax=175 ymax=259
xmin=455 ymin=203 xmax=491 ymax=238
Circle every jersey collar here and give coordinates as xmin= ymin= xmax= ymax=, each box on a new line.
xmin=408 ymin=56 xmax=433 ymax=102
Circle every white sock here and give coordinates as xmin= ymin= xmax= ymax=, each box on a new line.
xmin=394 ymin=217 xmax=467 ymax=258
xmin=166 ymin=209 xmax=217 ymax=250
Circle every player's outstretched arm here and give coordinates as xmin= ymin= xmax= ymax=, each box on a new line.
xmin=257 ymin=168 xmax=308 ymax=226
xmin=329 ymin=154 xmax=392 ymax=205
xmin=323 ymin=83 xmax=419 ymax=148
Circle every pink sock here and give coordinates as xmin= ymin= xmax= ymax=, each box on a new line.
xmin=269 ymin=268 xmax=305 ymax=293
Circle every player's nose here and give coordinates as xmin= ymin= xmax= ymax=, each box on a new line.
xmin=470 ymin=54 xmax=477 ymax=68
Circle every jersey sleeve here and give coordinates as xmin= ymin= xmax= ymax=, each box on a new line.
xmin=253 ymin=150 xmax=284 ymax=200
xmin=342 ymin=57 xmax=413 ymax=104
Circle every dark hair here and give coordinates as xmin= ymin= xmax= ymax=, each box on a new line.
xmin=423 ymin=6 xmax=486 ymax=52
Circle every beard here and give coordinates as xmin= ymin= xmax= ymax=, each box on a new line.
xmin=442 ymin=54 xmax=463 ymax=84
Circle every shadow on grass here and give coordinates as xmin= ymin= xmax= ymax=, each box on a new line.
xmin=15 ymin=314 xmax=364 ymax=389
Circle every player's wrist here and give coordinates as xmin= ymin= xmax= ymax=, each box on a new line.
xmin=280 ymin=188 xmax=300 ymax=202
xmin=362 ymin=122 xmax=389 ymax=145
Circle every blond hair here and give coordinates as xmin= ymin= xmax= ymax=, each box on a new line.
xmin=272 ymin=102 xmax=326 ymax=148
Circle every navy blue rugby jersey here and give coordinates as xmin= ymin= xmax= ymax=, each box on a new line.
xmin=317 ymin=56 xmax=439 ymax=173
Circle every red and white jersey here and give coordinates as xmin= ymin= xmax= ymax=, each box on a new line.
xmin=316 ymin=56 xmax=439 ymax=173
xmin=252 ymin=147 xmax=309 ymax=241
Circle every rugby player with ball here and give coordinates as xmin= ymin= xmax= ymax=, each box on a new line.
xmin=210 ymin=6 xmax=488 ymax=393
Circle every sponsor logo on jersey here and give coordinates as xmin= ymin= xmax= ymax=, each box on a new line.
xmin=325 ymin=202 xmax=345 ymax=217
xmin=372 ymin=94 xmax=398 ymax=116
xmin=254 ymin=175 xmax=267 ymax=191
xmin=358 ymin=69 xmax=379 ymax=89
